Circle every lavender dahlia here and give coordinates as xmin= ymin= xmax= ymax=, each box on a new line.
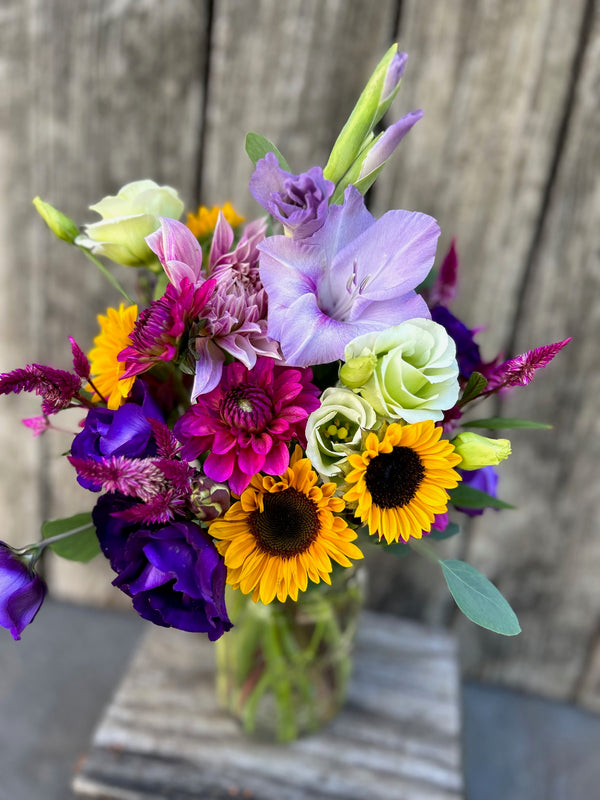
xmin=258 ymin=185 xmax=439 ymax=367
xmin=174 ymin=357 xmax=320 ymax=495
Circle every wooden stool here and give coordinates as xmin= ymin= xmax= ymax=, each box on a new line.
xmin=73 ymin=611 xmax=464 ymax=799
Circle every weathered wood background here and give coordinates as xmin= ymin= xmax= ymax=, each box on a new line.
xmin=1 ymin=0 xmax=598 ymax=707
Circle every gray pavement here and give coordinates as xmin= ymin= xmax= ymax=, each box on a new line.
xmin=2 ymin=600 xmax=600 ymax=799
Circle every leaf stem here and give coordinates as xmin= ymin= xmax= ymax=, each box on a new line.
xmin=78 ymin=247 xmax=135 ymax=304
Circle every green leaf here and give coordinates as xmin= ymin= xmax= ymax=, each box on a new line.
xmin=440 ymin=559 xmax=521 ymax=635
xmin=449 ymin=485 xmax=515 ymax=510
xmin=464 ymin=417 xmax=553 ymax=430
xmin=245 ymin=133 xmax=290 ymax=171
xmin=42 ymin=512 xmax=100 ymax=562
xmin=428 ymin=522 xmax=461 ymax=541
xmin=460 ymin=371 xmax=487 ymax=405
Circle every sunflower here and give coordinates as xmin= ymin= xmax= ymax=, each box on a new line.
xmin=87 ymin=304 xmax=138 ymax=409
xmin=209 ymin=447 xmax=363 ymax=604
xmin=343 ymin=420 xmax=462 ymax=544
xmin=186 ymin=202 xmax=244 ymax=239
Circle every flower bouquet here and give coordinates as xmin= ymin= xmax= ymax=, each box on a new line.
xmin=0 ymin=46 xmax=570 ymax=741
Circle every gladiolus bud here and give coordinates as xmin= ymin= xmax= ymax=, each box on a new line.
xmin=324 ymin=45 xmax=407 ymax=186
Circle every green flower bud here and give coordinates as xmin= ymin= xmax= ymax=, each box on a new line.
xmin=33 ymin=197 xmax=79 ymax=244
xmin=339 ymin=354 xmax=377 ymax=389
xmin=324 ymin=45 xmax=406 ymax=186
xmin=451 ymin=432 xmax=512 ymax=470
xmin=76 ymin=180 xmax=184 ymax=267
xmin=305 ymin=387 xmax=377 ymax=477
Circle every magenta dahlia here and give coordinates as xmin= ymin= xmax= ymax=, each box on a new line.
xmin=173 ymin=357 xmax=320 ymax=495
xmin=119 ymin=277 xmax=215 ymax=378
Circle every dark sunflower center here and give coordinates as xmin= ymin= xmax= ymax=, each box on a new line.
xmin=365 ymin=446 xmax=425 ymax=509
xmin=250 ymin=488 xmax=320 ymax=557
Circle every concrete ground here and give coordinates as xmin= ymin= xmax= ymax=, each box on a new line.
xmin=1 ymin=600 xmax=600 ymax=800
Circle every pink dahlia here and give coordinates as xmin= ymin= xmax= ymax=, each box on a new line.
xmin=173 ymin=357 xmax=320 ymax=495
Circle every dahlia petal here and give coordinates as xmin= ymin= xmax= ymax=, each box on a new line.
xmin=204 ymin=449 xmax=235 ymax=482
xmin=261 ymin=440 xmax=290 ymax=475
xmin=192 ymin=339 xmax=225 ymax=400
xmin=146 ymin=217 xmax=204 ymax=288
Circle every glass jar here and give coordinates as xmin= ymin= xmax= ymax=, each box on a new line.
xmin=215 ymin=564 xmax=366 ymax=742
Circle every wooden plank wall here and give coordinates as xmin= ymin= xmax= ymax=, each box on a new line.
xmin=1 ymin=0 xmax=598 ymax=706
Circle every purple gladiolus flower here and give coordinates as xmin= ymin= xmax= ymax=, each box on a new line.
xmin=71 ymin=380 xmax=163 ymax=491
xmin=258 ymin=185 xmax=438 ymax=366
xmin=92 ymin=495 xmax=232 ymax=639
xmin=0 ymin=543 xmax=46 ymax=640
xmin=455 ymin=466 xmax=499 ymax=518
xmin=249 ymin=153 xmax=334 ymax=239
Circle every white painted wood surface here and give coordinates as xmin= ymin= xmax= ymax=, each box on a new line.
xmin=72 ymin=612 xmax=464 ymax=800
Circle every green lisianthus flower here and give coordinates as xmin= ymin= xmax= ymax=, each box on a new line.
xmin=76 ymin=180 xmax=184 ymax=267
xmin=341 ymin=318 xmax=460 ymax=423
xmin=305 ymin=387 xmax=377 ymax=477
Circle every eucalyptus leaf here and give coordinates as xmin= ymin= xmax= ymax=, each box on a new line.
xmin=464 ymin=417 xmax=553 ymax=430
xmin=449 ymin=485 xmax=515 ymax=510
xmin=460 ymin=372 xmax=487 ymax=405
xmin=245 ymin=133 xmax=290 ymax=170
xmin=428 ymin=522 xmax=461 ymax=541
xmin=42 ymin=512 xmax=100 ymax=562
xmin=440 ymin=559 xmax=521 ymax=635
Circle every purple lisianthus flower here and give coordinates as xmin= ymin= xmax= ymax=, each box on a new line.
xmin=71 ymin=380 xmax=163 ymax=491
xmin=249 ymin=153 xmax=334 ymax=239
xmin=431 ymin=305 xmax=482 ymax=380
xmin=0 ymin=543 xmax=46 ymax=640
xmin=92 ymin=494 xmax=232 ymax=640
xmin=455 ymin=466 xmax=499 ymax=517
xmin=258 ymin=185 xmax=438 ymax=367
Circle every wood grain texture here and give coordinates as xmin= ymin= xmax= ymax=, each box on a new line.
xmin=457 ymin=0 xmax=600 ymax=702
xmin=72 ymin=612 xmax=464 ymax=800
xmin=1 ymin=0 xmax=599 ymax=708
xmin=200 ymin=0 xmax=397 ymax=213
xmin=0 ymin=0 xmax=209 ymax=601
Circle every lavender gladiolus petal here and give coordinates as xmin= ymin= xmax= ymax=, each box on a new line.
xmin=381 ymin=52 xmax=408 ymax=102
xmin=258 ymin=186 xmax=439 ymax=366
xmin=358 ymin=110 xmax=423 ymax=179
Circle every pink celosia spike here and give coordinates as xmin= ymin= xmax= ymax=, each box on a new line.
xmin=69 ymin=337 xmax=91 ymax=380
xmin=487 ymin=337 xmax=572 ymax=390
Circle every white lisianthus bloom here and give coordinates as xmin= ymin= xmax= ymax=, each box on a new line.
xmin=76 ymin=180 xmax=184 ymax=267
xmin=305 ymin=387 xmax=377 ymax=477
xmin=341 ymin=318 xmax=460 ymax=423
